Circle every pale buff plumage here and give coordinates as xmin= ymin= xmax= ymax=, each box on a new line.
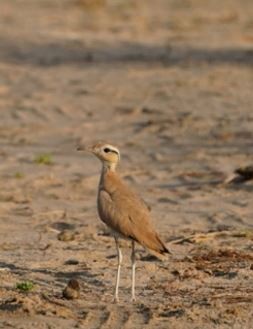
xmin=77 ymin=141 xmax=170 ymax=302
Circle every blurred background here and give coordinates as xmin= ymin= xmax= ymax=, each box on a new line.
xmin=0 ymin=1 xmax=253 ymax=327
xmin=0 ymin=0 xmax=252 ymax=223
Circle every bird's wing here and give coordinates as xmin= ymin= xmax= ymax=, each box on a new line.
xmin=98 ymin=189 xmax=168 ymax=254
xmin=139 ymin=197 xmax=152 ymax=212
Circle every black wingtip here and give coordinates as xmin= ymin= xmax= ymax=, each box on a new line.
xmin=163 ymin=246 xmax=173 ymax=255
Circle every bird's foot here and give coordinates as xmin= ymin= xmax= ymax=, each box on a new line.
xmin=131 ymin=296 xmax=136 ymax=303
xmin=113 ymin=296 xmax=119 ymax=304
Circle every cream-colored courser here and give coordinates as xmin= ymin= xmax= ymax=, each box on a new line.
xmin=78 ymin=141 xmax=170 ymax=302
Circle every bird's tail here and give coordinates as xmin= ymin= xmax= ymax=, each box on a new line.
xmin=142 ymin=232 xmax=172 ymax=255
xmin=156 ymin=235 xmax=172 ymax=255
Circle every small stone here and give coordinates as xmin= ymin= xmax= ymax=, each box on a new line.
xmin=58 ymin=230 xmax=76 ymax=242
xmin=64 ymin=259 xmax=79 ymax=265
xmin=63 ymin=279 xmax=80 ymax=300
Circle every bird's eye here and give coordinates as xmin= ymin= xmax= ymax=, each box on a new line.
xmin=104 ymin=148 xmax=110 ymax=153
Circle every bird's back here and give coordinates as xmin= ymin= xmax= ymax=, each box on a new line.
xmin=97 ymin=170 xmax=169 ymax=254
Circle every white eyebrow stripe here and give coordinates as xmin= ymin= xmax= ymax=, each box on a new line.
xmin=105 ymin=145 xmax=120 ymax=160
xmin=105 ymin=145 xmax=119 ymax=154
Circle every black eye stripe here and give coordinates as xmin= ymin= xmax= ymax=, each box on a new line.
xmin=103 ymin=148 xmax=118 ymax=155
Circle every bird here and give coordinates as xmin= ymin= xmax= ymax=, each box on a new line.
xmin=77 ymin=141 xmax=171 ymax=302
xmin=226 ymin=165 xmax=253 ymax=184
xmin=234 ymin=165 xmax=253 ymax=182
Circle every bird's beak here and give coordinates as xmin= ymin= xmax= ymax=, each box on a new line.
xmin=76 ymin=145 xmax=85 ymax=151
xmin=76 ymin=144 xmax=93 ymax=152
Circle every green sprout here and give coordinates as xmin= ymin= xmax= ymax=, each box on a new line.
xmin=16 ymin=281 xmax=35 ymax=292
xmin=14 ymin=172 xmax=24 ymax=179
xmin=34 ymin=153 xmax=53 ymax=165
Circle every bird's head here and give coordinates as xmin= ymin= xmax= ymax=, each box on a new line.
xmin=77 ymin=141 xmax=120 ymax=170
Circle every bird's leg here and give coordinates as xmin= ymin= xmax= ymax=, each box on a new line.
xmin=114 ymin=237 xmax=122 ymax=303
xmin=131 ymin=240 xmax=136 ymax=302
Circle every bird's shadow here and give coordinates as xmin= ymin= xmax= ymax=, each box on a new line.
xmin=0 ymin=36 xmax=252 ymax=67
xmin=0 ymin=301 xmax=21 ymax=312
xmin=0 ymin=261 xmax=104 ymax=289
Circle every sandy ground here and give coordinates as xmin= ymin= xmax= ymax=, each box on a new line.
xmin=0 ymin=0 xmax=253 ymax=328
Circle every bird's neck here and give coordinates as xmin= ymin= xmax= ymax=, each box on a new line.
xmin=99 ymin=162 xmax=117 ymax=189
xmin=102 ymin=161 xmax=117 ymax=173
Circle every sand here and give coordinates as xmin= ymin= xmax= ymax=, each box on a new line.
xmin=0 ymin=0 xmax=253 ymax=328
